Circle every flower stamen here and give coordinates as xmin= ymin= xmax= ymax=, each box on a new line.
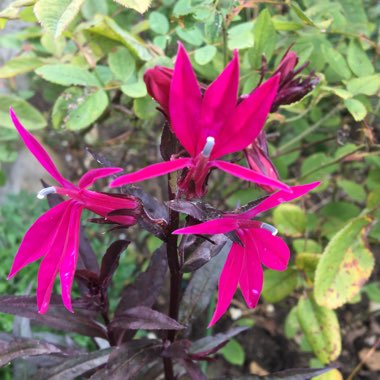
xmin=202 ymin=136 xmax=215 ymax=158
xmin=261 ymin=222 xmax=278 ymax=236
xmin=37 ymin=186 xmax=56 ymax=199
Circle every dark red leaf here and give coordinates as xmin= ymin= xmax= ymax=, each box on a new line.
xmin=161 ymin=340 xmax=192 ymax=359
xmin=99 ymin=240 xmax=130 ymax=288
xmin=111 ymin=306 xmax=185 ymax=330
xmin=177 ymin=358 xmax=207 ymax=380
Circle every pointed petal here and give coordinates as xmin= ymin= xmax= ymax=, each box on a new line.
xmin=212 ymin=75 xmax=280 ymax=158
xmin=173 ymin=217 xmax=240 ymax=235
xmin=37 ymin=202 xmax=75 ymax=314
xmin=109 ymin=158 xmax=192 ymax=187
xmin=9 ymin=108 xmax=74 ymax=189
xmin=78 ymin=167 xmax=123 ymax=189
xmin=250 ymin=228 xmax=290 ymax=271
xmin=200 ymin=51 xmax=239 ymax=156
xmin=60 ymin=204 xmax=83 ymax=312
xmin=239 ymin=233 xmax=263 ymax=308
xmin=211 ymin=160 xmax=290 ymax=192
xmin=241 ymin=182 xmax=320 ymax=218
xmin=169 ymin=43 xmax=202 ymax=156
xmin=8 ymin=201 xmax=71 ymax=279
xmin=209 ymin=242 xmax=244 ymax=326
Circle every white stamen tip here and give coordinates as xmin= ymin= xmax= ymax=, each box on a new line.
xmin=37 ymin=186 xmax=56 ymax=199
xmin=261 ymin=223 xmax=278 ymax=236
xmin=202 ymin=136 xmax=215 ymax=158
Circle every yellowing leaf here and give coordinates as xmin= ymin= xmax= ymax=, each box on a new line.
xmin=34 ymin=0 xmax=85 ymax=37
xmin=113 ymin=0 xmax=151 ymax=13
xmin=314 ymin=217 xmax=374 ymax=309
xmin=297 ymin=296 xmax=341 ymax=364
xmin=0 ymin=55 xmax=42 ymax=78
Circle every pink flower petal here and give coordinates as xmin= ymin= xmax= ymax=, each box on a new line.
xmin=250 ymin=228 xmax=290 ymax=271
xmin=9 ymin=108 xmax=74 ymax=189
xmin=241 ymin=182 xmax=320 ymax=218
xmin=209 ymin=242 xmax=244 ymax=326
xmin=212 ymin=75 xmax=280 ymax=158
xmin=211 ymin=160 xmax=290 ymax=192
xmin=169 ymin=43 xmax=202 ymax=157
xmin=60 ymin=203 xmax=83 ymax=312
xmin=173 ymin=217 xmax=240 ymax=236
xmin=8 ymin=200 xmax=71 ymax=279
xmin=109 ymin=158 xmax=192 ymax=187
xmin=199 ymin=51 xmax=239 ymax=157
xmin=78 ymin=167 xmax=123 ymax=189
xmin=37 ymin=201 xmax=76 ymax=314
xmin=239 ymin=232 xmax=263 ymax=308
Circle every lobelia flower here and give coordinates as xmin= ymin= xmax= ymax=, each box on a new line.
xmin=111 ymin=43 xmax=289 ymax=197
xmin=7 ymin=108 xmax=140 ymax=314
xmin=173 ymin=181 xmax=320 ymax=326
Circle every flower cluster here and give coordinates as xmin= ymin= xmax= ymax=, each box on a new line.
xmin=8 ymin=43 xmax=318 ymax=324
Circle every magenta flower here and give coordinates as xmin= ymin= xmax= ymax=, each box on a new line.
xmin=7 ymin=108 xmax=140 ymax=314
xmin=111 ymin=44 xmax=289 ymax=197
xmin=174 ymin=181 xmax=319 ymax=326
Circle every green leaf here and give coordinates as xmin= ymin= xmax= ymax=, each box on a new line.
xmin=301 ymin=152 xmax=338 ymax=182
xmin=297 ymin=295 xmax=341 ymax=364
xmin=262 ymin=269 xmax=298 ymax=303
xmin=35 ymin=64 xmax=101 ymax=87
xmin=86 ymin=16 xmax=153 ymax=61
xmin=337 ymin=0 xmax=369 ymax=34
xmin=34 ymin=0 xmax=85 ymax=38
xmin=347 ymin=40 xmax=374 ymax=77
xmin=52 ymin=87 xmax=108 ymax=130
xmin=194 ymin=45 xmax=217 ymax=65
xmin=149 ymin=11 xmax=169 ymax=35
xmin=40 ymin=32 xmax=66 ymax=56
xmin=0 ymin=55 xmax=42 ymax=78
xmin=220 ymin=338 xmax=245 ymax=366
xmin=176 ymin=26 xmax=203 ymax=47
xmin=121 ymin=80 xmax=147 ymax=98
xmin=113 ymin=0 xmax=151 ymax=13
xmin=284 ymin=306 xmax=301 ymax=338
xmin=227 ymin=22 xmax=254 ymax=50
xmin=172 ymin=0 xmax=192 ymax=17
xmin=321 ymin=45 xmax=351 ymax=80
xmin=133 ymin=96 xmax=157 ymax=119
xmin=293 ymin=239 xmax=322 ymax=254
xmin=337 ymin=179 xmax=366 ymax=202
xmin=272 ymin=204 xmax=306 ymax=237
xmin=0 ymin=95 xmax=46 ymax=130
xmin=314 ymin=217 xmax=374 ymax=309
xmin=362 ymin=282 xmax=380 ymax=303
xmin=296 ymin=253 xmax=320 ymax=282
xmin=108 ymin=47 xmax=135 ymax=82
xmin=344 ymin=98 xmax=367 ymax=121
xmin=249 ymin=9 xmax=277 ymax=67
xmin=291 ymin=3 xmax=317 ymax=27
xmin=82 ymin=0 xmax=108 ymax=20
xmin=346 ymin=75 xmax=380 ymax=96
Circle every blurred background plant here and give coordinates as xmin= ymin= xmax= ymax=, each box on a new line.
xmin=0 ymin=0 xmax=379 ymax=379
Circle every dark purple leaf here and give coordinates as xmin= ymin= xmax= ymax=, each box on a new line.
xmin=190 ymin=327 xmax=248 ymax=355
xmin=32 ymin=348 xmax=112 ymax=380
xmin=115 ymin=244 xmax=167 ymax=315
xmin=99 ymin=240 xmax=130 ymax=288
xmin=234 ymin=366 xmax=336 ymax=379
xmin=161 ymin=340 xmax=192 ymax=359
xmin=160 ymin=120 xmax=179 ymax=161
xmin=177 ymin=358 xmax=207 ymax=380
xmin=111 ymin=306 xmax=185 ymax=330
xmin=179 ymin=242 xmax=230 ymax=324
xmin=0 ymin=296 xmax=107 ymax=339
xmin=0 ymin=336 xmax=61 ymax=368
xmin=182 ymin=235 xmax=228 ymax=272
xmin=89 ymin=340 xmax=162 ymax=380
xmin=166 ymin=200 xmax=222 ymax=221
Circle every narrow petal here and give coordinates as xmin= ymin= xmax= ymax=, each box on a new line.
xmin=10 ymin=108 xmax=74 ymax=189
xmin=109 ymin=158 xmax=192 ymax=187
xmin=169 ymin=43 xmax=202 ymax=157
xmin=78 ymin=167 xmax=123 ymax=189
xmin=199 ymin=51 xmax=239 ymax=156
xmin=60 ymin=204 xmax=83 ymax=312
xmin=240 ymin=182 xmax=320 ymax=218
xmin=8 ymin=201 xmax=71 ymax=279
xmin=37 ymin=202 xmax=75 ymax=313
xmin=209 ymin=242 xmax=244 ymax=326
xmin=250 ymin=228 xmax=290 ymax=271
xmin=211 ymin=160 xmax=290 ymax=192
xmin=239 ymin=232 xmax=263 ymax=308
xmin=173 ymin=217 xmax=240 ymax=236
xmin=212 ymin=75 xmax=280 ymax=158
